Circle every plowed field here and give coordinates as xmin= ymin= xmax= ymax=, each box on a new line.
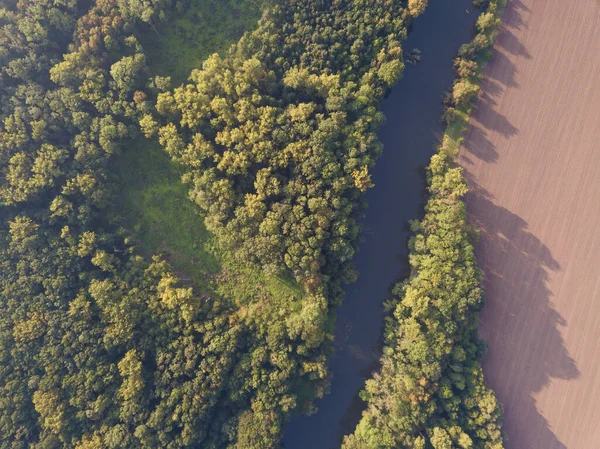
xmin=458 ymin=1 xmax=600 ymax=447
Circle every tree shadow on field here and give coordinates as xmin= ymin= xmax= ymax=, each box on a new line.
xmin=500 ymin=0 xmax=532 ymax=38
xmin=464 ymin=178 xmax=580 ymax=449
xmin=486 ymin=51 xmax=520 ymax=88
xmin=461 ymin=0 xmax=530 ymax=165
xmin=496 ymin=25 xmax=532 ymax=60
xmin=461 ymin=82 xmax=518 ymax=164
xmin=489 ymin=0 xmax=532 ymax=86
xmin=461 ymin=123 xmax=500 ymax=164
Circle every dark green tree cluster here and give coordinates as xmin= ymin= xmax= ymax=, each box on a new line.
xmin=342 ymin=152 xmax=503 ymax=449
xmin=342 ymin=2 xmax=507 ymax=448
xmin=150 ymin=0 xmax=422 ymax=295
xmin=1 ymin=221 xmax=321 ymax=449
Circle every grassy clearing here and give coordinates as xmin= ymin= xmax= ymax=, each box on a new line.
xmin=110 ymin=137 xmax=220 ymax=282
xmin=111 ymin=0 xmax=304 ymax=302
xmin=139 ymin=0 xmax=261 ymax=86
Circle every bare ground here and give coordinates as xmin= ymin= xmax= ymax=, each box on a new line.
xmin=457 ymin=1 xmax=600 ymax=448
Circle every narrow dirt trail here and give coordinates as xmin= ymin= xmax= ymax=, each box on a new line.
xmin=458 ymin=1 xmax=600 ymax=448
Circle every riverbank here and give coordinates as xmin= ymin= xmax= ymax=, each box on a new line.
xmin=458 ymin=0 xmax=600 ymax=447
xmin=337 ymin=0 xmax=507 ymax=447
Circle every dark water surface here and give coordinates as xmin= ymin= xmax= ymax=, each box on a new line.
xmin=283 ymin=1 xmax=478 ymax=448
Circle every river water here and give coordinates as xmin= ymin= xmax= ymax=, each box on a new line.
xmin=283 ymin=1 xmax=478 ymax=448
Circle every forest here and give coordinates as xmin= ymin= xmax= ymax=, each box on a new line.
xmin=0 ymin=0 xmax=503 ymax=448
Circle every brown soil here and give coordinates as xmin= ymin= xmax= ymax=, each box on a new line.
xmin=457 ymin=1 xmax=600 ymax=448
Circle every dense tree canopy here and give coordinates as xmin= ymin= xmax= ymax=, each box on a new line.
xmin=0 ymin=0 xmax=421 ymax=447
xmin=0 ymin=0 xmax=321 ymax=447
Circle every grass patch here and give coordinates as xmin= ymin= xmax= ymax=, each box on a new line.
xmin=110 ymin=138 xmax=220 ymax=282
xmin=442 ymin=108 xmax=471 ymax=157
xmin=139 ymin=0 xmax=261 ymax=86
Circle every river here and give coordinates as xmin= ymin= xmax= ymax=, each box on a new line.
xmin=283 ymin=1 xmax=478 ymax=448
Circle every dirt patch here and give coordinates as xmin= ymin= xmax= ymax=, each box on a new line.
xmin=458 ymin=1 xmax=600 ymax=448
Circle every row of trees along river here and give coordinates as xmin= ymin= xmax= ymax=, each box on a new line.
xmin=284 ymin=0 xmax=479 ymax=447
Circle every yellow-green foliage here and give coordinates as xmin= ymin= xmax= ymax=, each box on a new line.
xmin=343 ymin=151 xmax=504 ymax=449
xmin=0 ymin=1 xmax=313 ymax=448
xmin=110 ymin=137 xmax=221 ymax=281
